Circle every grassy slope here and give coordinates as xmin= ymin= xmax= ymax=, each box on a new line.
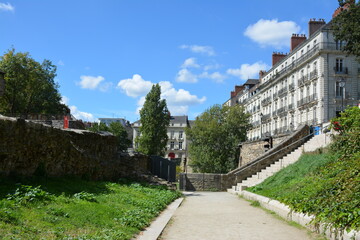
xmin=248 ymin=151 xmax=360 ymax=231
xmin=0 ymin=177 xmax=181 ymax=240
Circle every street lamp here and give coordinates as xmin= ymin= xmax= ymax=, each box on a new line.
xmin=339 ymin=78 xmax=346 ymax=112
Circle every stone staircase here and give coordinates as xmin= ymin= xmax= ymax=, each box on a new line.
xmin=228 ymin=133 xmax=331 ymax=194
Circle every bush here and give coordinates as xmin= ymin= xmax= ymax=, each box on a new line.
xmin=7 ymin=185 xmax=52 ymax=205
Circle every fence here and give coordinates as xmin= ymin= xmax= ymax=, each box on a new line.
xmin=150 ymin=156 xmax=177 ymax=182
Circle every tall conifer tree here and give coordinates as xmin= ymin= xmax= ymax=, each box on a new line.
xmin=136 ymin=84 xmax=170 ymax=156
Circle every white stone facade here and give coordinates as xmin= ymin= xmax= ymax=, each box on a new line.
xmin=132 ymin=116 xmax=189 ymax=161
xmin=227 ymin=22 xmax=360 ymax=141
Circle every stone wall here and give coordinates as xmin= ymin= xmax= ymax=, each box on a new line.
xmin=0 ymin=115 xmax=150 ymax=180
xmin=180 ymin=125 xmax=310 ymax=191
xmin=239 ymin=135 xmax=287 ymax=167
xmin=179 ymin=173 xmax=227 ymax=191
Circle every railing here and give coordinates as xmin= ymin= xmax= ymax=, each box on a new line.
xmin=277 ymin=106 xmax=287 ymax=114
xmin=297 ymin=93 xmax=318 ymax=106
xmin=262 ymin=114 xmax=271 ymax=121
xmin=272 ymin=110 xmax=277 ymax=117
xmin=261 ymin=96 xmax=272 ymax=106
xmin=252 ymin=120 xmax=261 ymax=127
xmin=288 ymin=103 xmax=294 ymax=110
xmin=278 ymin=87 xmax=288 ymax=97
xmin=309 ymin=69 xmax=318 ymax=80
xmin=334 ymin=67 xmax=349 ymax=75
xmin=273 ymin=92 xmax=279 ymax=99
xmin=288 ymin=83 xmax=295 ymax=91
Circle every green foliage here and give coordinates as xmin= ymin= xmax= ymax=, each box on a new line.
xmin=249 ymin=108 xmax=360 ymax=231
xmin=73 ymin=192 xmax=97 ymax=202
xmin=332 ymin=1 xmax=360 ymax=59
xmin=136 ymin=84 xmax=170 ymax=156
xmin=330 ymin=107 xmax=360 ymax=158
xmin=0 ymin=48 xmax=69 ymax=116
xmin=7 ymin=185 xmax=53 ymax=205
xmin=186 ymin=104 xmax=251 ymax=173
xmin=88 ymin=122 xmax=131 ymax=151
xmin=0 ymin=177 xmax=181 ymax=239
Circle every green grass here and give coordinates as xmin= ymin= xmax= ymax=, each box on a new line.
xmin=248 ymin=151 xmax=360 ymax=231
xmin=0 ymin=176 xmax=181 ymax=239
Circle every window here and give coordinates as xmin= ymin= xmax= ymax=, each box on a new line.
xmin=170 ymin=131 xmax=174 ymax=139
xmin=179 ymin=131 xmax=183 ymax=139
xmin=335 ymin=82 xmax=344 ymax=97
xmin=179 ymin=142 xmax=183 ymax=150
xmin=336 ymin=40 xmax=344 ymax=50
xmin=336 ymin=59 xmax=343 ymax=72
xmin=170 ymin=142 xmax=175 ymax=149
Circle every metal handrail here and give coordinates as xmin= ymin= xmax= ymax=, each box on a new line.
xmin=229 ymin=126 xmax=324 ymax=176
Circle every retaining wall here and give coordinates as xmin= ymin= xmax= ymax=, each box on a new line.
xmin=0 ymin=115 xmax=150 ymax=180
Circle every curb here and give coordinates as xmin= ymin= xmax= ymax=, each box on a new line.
xmin=135 ymin=197 xmax=184 ymax=240
xmin=240 ymin=190 xmax=360 ymax=240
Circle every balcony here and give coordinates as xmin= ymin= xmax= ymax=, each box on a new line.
xmin=288 ymin=103 xmax=294 ymax=110
xmin=277 ymin=106 xmax=287 ymax=114
xmin=297 ymin=93 xmax=318 ymax=106
xmin=278 ymin=87 xmax=288 ymax=97
xmin=288 ymin=83 xmax=295 ymax=91
xmin=308 ymin=69 xmax=318 ymax=80
xmin=261 ymin=114 xmax=271 ymax=122
xmin=261 ymin=96 xmax=272 ymax=106
xmin=273 ymin=92 xmax=279 ymax=99
xmin=334 ymin=67 xmax=349 ymax=75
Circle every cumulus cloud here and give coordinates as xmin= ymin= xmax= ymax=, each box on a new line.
xmin=176 ymin=69 xmax=198 ymax=83
xmin=0 ymin=2 xmax=14 ymax=11
xmin=199 ymin=71 xmax=227 ymax=83
xmin=227 ymin=62 xmax=269 ymax=80
xmin=117 ymin=74 xmax=153 ymax=97
xmin=180 ymin=45 xmax=215 ymax=56
xmin=135 ymin=81 xmax=206 ymax=116
xmin=78 ymin=75 xmax=105 ymax=90
xmin=181 ymin=57 xmax=200 ymax=68
xmin=244 ymin=19 xmax=301 ymax=48
xmin=61 ymin=96 xmax=96 ymax=122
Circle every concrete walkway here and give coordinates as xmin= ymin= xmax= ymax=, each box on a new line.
xmin=159 ymin=192 xmax=318 ymax=240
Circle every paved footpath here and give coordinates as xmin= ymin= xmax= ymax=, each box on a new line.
xmin=159 ymin=192 xmax=318 ymax=240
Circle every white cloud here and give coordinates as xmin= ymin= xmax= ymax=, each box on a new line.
xmin=99 ymin=82 xmax=113 ymax=92
xmin=244 ymin=19 xmax=301 ymax=48
xmin=175 ymin=69 xmax=198 ymax=83
xmin=199 ymin=71 xmax=227 ymax=83
xmin=117 ymin=74 xmax=153 ymax=97
xmin=61 ymin=96 xmax=96 ymax=122
xmin=57 ymin=60 xmax=64 ymax=66
xmin=78 ymin=75 xmax=105 ymax=90
xmin=0 ymin=2 xmax=14 ymax=11
xmin=180 ymin=45 xmax=215 ymax=56
xmin=227 ymin=62 xmax=269 ymax=80
xmin=136 ymin=81 xmax=206 ymax=116
xmin=181 ymin=57 xmax=200 ymax=68
xmin=70 ymin=105 xmax=96 ymax=122
xmin=204 ymin=63 xmax=221 ymax=71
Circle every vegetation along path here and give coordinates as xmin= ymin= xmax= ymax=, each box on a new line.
xmin=160 ymin=192 xmax=321 ymax=240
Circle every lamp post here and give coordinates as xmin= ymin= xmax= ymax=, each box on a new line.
xmin=339 ymin=78 xmax=346 ymax=112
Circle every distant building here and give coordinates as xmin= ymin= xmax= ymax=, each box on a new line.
xmin=132 ymin=116 xmax=191 ymax=161
xmin=99 ymin=118 xmax=126 ymax=127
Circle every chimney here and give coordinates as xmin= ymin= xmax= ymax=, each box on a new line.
xmin=259 ymin=70 xmax=266 ymax=80
xmin=235 ymin=85 xmax=243 ymax=95
xmin=290 ymin=34 xmax=307 ymax=52
xmin=308 ymin=18 xmax=326 ymax=37
xmin=231 ymin=91 xmax=236 ymax=98
xmin=272 ymin=52 xmax=287 ymax=66
xmin=333 ymin=0 xmax=354 ymax=18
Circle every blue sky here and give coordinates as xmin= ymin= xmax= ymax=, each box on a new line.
xmin=0 ymin=0 xmax=339 ymax=122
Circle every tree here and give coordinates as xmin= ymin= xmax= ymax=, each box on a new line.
xmin=136 ymin=84 xmax=170 ymax=156
xmin=88 ymin=122 xmax=131 ymax=151
xmin=186 ymin=104 xmax=251 ymax=173
xmin=0 ymin=48 xmax=68 ymax=116
xmin=332 ymin=1 xmax=360 ymax=59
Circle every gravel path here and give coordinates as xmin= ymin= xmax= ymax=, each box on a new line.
xmin=159 ymin=192 xmax=318 ymax=240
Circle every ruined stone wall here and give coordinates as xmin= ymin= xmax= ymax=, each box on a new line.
xmin=0 ymin=116 xmax=150 ymax=180
xmin=239 ymin=135 xmax=287 ymax=167
xmin=179 ymin=173 xmax=227 ymax=191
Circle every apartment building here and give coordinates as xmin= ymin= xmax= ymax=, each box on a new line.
xmin=226 ymin=14 xmax=360 ymax=141
xmin=132 ymin=115 xmax=190 ymax=161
